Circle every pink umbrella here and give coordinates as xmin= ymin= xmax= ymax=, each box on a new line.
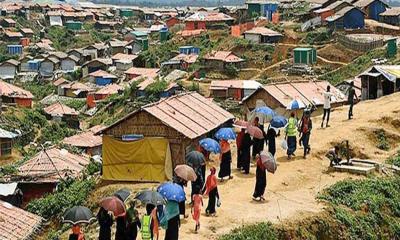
xmin=233 ymin=120 xmax=249 ymax=128
xmin=247 ymin=125 xmax=264 ymax=139
xmin=100 ymin=196 xmax=126 ymax=217
xmin=260 ymin=151 xmax=277 ymax=174
xmin=174 ymin=164 xmax=197 ymax=181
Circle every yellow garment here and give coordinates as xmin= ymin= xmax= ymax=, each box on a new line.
xmin=102 ymin=136 xmax=172 ymax=182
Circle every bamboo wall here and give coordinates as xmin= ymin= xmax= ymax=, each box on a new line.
xmin=103 ymin=110 xmax=191 ymax=165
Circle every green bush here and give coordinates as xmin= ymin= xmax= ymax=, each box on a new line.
xmin=27 ymin=178 xmax=95 ymax=219
xmin=387 ymin=151 xmax=400 ymax=167
xmin=63 ymin=98 xmax=86 ymax=111
xmin=225 ymin=64 xmax=239 ymax=77
xmin=145 ymin=80 xmax=168 ymax=96
xmin=38 ymin=122 xmax=76 ymax=144
xmin=220 ymin=222 xmax=278 ymax=240
xmin=23 ymin=80 xmax=55 ymax=100
xmin=375 ymin=129 xmax=390 ymax=151
xmin=304 ymin=29 xmax=331 ymax=45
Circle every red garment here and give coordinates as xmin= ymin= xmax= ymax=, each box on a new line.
xmin=197 ymin=146 xmax=210 ymax=160
xmin=151 ymin=208 xmax=159 ymax=238
xmin=204 ymin=173 xmax=217 ymax=196
xmin=256 ymin=157 xmax=266 ymax=171
xmin=236 ymin=130 xmax=245 ymax=149
xmin=220 ymin=140 xmax=230 ymax=154
xmin=72 ymin=226 xmax=85 ymax=240
xmin=302 ymin=117 xmax=309 ymax=133
xmin=192 ymin=194 xmax=203 ymax=225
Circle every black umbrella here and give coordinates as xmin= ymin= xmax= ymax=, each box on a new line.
xmin=135 ymin=190 xmax=166 ymax=206
xmin=185 ymin=151 xmax=205 ymax=168
xmin=62 ymin=206 xmax=96 ymax=225
xmin=114 ymin=189 xmax=131 ymax=202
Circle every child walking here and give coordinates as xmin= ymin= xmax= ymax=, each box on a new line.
xmin=191 ymin=191 xmax=203 ymax=233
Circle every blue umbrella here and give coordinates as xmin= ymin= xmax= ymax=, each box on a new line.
xmin=199 ymin=138 xmax=221 ymax=154
xmin=270 ymin=116 xmax=288 ymax=128
xmin=254 ymin=106 xmax=276 ymax=118
xmin=215 ymin=128 xmax=236 ymax=140
xmin=157 ymin=182 xmax=186 ymax=203
xmin=286 ymin=99 xmax=306 ymax=110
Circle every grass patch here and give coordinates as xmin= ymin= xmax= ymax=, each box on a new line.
xmin=320 ymin=48 xmax=385 ymax=85
xmin=375 ymin=129 xmax=390 ymax=151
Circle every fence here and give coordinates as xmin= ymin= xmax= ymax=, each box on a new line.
xmin=337 ymin=34 xmax=385 ymax=52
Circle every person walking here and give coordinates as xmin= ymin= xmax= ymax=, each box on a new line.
xmin=161 ymin=201 xmax=180 ymax=240
xmin=285 ymin=112 xmax=298 ymax=160
xmin=252 ymin=117 xmax=264 ymax=159
xmin=299 ymin=110 xmax=312 ymax=159
xmin=126 ymin=201 xmax=141 ymax=240
xmin=141 ymin=204 xmax=155 ymax=240
xmin=218 ymin=139 xmax=233 ymax=181
xmin=115 ymin=214 xmax=127 ymax=240
xmin=236 ymin=128 xmax=245 ymax=170
xmin=265 ymin=125 xmax=278 ymax=156
xmin=191 ymin=190 xmax=203 ymax=232
xmin=321 ymin=85 xmax=333 ymax=128
xmin=69 ymin=225 xmax=85 ymax=240
xmin=203 ymin=167 xmax=219 ymax=216
xmin=173 ymin=176 xmax=188 ymax=219
xmin=348 ymin=81 xmax=358 ymax=119
xmin=241 ymin=131 xmax=253 ymax=174
xmin=191 ymin=167 xmax=204 ymax=204
xmin=252 ymin=154 xmax=267 ymax=201
xmin=97 ymin=207 xmax=113 ymax=240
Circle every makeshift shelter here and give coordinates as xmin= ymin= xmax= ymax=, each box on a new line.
xmin=0 ymin=128 xmax=18 ymax=158
xmin=336 ymin=77 xmax=362 ymax=99
xmin=203 ymin=51 xmax=245 ymax=70
xmin=14 ymin=147 xmax=90 ymax=203
xmin=99 ymin=92 xmax=234 ymax=182
xmin=43 ymin=102 xmax=79 ymax=128
xmin=293 ymin=47 xmax=317 ymax=65
xmin=125 ymin=67 xmax=160 ymax=80
xmin=89 ymin=69 xmax=118 ymax=86
xmin=0 ymin=80 xmax=33 ymax=108
xmin=353 ymin=0 xmax=388 ymax=21
xmin=0 ymin=200 xmax=43 ymax=240
xmin=0 ymin=59 xmax=19 ymax=80
xmin=359 ymin=65 xmax=400 ymax=100
xmin=59 ymin=82 xmax=92 ymax=98
xmin=380 ymin=8 xmax=400 ymax=26
xmin=326 ymin=6 xmax=365 ymax=30
xmin=185 ymin=12 xmax=234 ymax=30
xmin=60 ymin=55 xmax=79 ymax=72
xmin=246 ymin=0 xmax=279 ymax=20
xmin=63 ymin=125 xmax=104 ymax=156
xmin=210 ymin=80 xmax=262 ymax=100
xmin=242 ymin=81 xmax=347 ymax=116
xmin=243 ymin=27 xmax=283 ymax=44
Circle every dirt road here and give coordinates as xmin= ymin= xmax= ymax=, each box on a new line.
xmin=85 ymin=93 xmax=400 ymax=240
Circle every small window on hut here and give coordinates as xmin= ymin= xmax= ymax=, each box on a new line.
xmin=1 ymin=140 xmax=12 ymax=156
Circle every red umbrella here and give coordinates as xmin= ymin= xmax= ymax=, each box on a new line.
xmin=100 ymin=196 xmax=126 ymax=217
xmin=174 ymin=164 xmax=197 ymax=181
xmin=247 ymin=125 xmax=264 ymax=139
xmin=260 ymin=151 xmax=277 ymax=174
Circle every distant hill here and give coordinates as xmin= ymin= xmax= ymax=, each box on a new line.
xmin=90 ymin=0 xmax=245 ymax=7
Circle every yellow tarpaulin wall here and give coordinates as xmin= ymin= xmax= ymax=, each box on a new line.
xmin=102 ymin=136 xmax=172 ymax=182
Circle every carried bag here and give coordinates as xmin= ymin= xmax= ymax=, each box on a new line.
xmin=281 ymin=139 xmax=288 ymax=150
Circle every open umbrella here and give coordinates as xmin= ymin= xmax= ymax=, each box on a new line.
xmin=286 ymin=99 xmax=306 ymax=110
xmin=135 ymin=190 xmax=166 ymax=206
xmin=270 ymin=116 xmax=288 ymax=128
xmin=233 ymin=120 xmax=249 ymax=128
xmin=157 ymin=182 xmax=186 ymax=202
xmin=247 ymin=125 xmax=264 ymax=139
xmin=62 ymin=206 xmax=95 ymax=225
xmin=114 ymin=189 xmax=131 ymax=202
xmin=185 ymin=151 xmax=205 ymax=168
xmin=215 ymin=128 xmax=236 ymax=140
xmin=174 ymin=164 xmax=197 ymax=181
xmin=199 ymin=138 xmax=221 ymax=154
xmin=100 ymin=196 xmax=126 ymax=217
xmin=260 ymin=151 xmax=277 ymax=174
xmin=254 ymin=106 xmax=276 ymax=121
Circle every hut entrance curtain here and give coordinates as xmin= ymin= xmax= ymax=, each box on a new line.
xmin=102 ymin=136 xmax=172 ymax=182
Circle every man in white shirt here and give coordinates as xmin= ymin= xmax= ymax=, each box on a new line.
xmin=321 ymin=86 xmax=333 ymax=128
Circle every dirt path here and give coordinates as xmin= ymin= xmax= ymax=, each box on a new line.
xmin=84 ymin=93 xmax=400 ymax=240
xmin=317 ymin=56 xmax=348 ymax=66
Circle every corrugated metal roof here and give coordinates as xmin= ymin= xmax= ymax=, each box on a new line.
xmin=244 ymin=27 xmax=283 ymax=36
xmin=0 ymin=128 xmax=18 ymax=139
xmin=380 ymin=7 xmax=400 ymax=16
xmin=245 ymin=81 xmax=346 ymax=108
xmin=101 ymin=92 xmax=234 ymax=139
xmin=210 ymin=80 xmax=261 ymax=90
xmin=185 ymin=12 xmax=234 ymax=22
xmin=17 ymin=147 xmax=90 ymax=183
xmin=0 ymin=200 xmax=43 ymax=240
xmin=63 ymin=126 xmax=104 ymax=148
xmin=44 ymin=102 xmax=79 ymax=116
xmin=204 ymin=51 xmax=244 ymax=63
xmin=0 ymin=80 xmax=33 ymax=99
xmin=354 ymin=0 xmax=388 ymax=8
xmin=95 ymin=84 xmax=124 ymax=95
xmin=125 ymin=67 xmax=160 ymax=78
